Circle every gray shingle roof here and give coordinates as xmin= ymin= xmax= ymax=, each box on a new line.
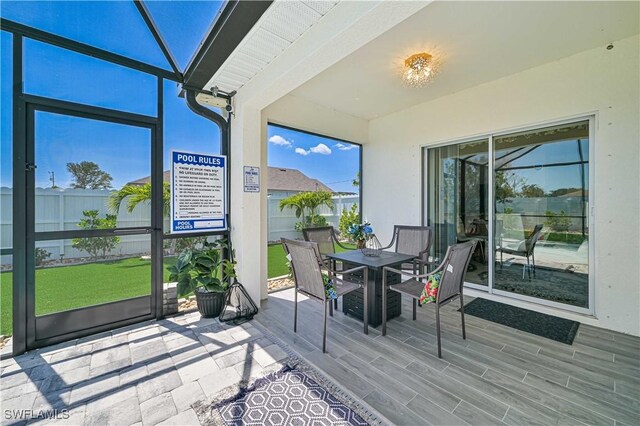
xmin=127 ymin=167 xmax=334 ymax=193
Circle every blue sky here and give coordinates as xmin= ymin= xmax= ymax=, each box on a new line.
xmin=0 ymin=1 xmax=223 ymax=188
xmin=267 ymin=125 xmax=361 ymax=194
xmin=0 ymin=2 xmax=360 ymax=193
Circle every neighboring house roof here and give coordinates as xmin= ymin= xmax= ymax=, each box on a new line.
xmin=127 ymin=167 xmax=334 ymax=193
xmin=559 ymin=189 xmax=589 ymax=197
xmin=267 ymin=167 xmax=332 ymax=193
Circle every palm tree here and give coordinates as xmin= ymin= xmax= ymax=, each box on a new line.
xmin=279 ymin=191 xmax=334 ymax=227
xmin=109 ymin=182 xmax=171 ymax=217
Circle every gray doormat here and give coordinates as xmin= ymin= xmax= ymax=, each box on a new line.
xmin=193 ymin=357 xmax=378 ymax=425
xmin=462 ymin=298 xmax=580 ymax=344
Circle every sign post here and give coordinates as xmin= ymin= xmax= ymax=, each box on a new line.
xmin=170 ymin=150 xmax=227 ymax=234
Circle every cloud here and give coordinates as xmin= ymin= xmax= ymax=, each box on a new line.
xmin=295 ymin=147 xmax=309 ymax=156
xmin=309 ymin=143 xmax=332 ymax=155
xmin=268 ymin=135 xmax=292 ymax=147
xmin=335 ymin=142 xmax=356 ymax=151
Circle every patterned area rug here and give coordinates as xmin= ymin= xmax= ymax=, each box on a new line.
xmin=194 ymin=356 xmax=379 ymax=426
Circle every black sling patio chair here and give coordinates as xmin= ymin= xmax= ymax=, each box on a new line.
xmin=381 ymin=225 xmax=434 ymax=273
xmin=382 ymin=240 xmax=476 ymax=358
xmin=498 ymin=224 xmax=544 ymax=279
xmin=303 ymin=226 xmax=354 ymax=311
xmin=281 ymin=238 xmax=369 ymax=353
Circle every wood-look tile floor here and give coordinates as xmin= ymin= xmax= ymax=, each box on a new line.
xmin=258 ymin=289 xmax=640 ymax=426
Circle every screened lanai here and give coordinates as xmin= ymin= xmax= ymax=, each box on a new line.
xmin=0 ymin=0 xmax=269 ymax=355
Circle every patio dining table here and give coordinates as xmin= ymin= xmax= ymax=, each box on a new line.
xmin=326 ymin=250 xmax=416 ymax=327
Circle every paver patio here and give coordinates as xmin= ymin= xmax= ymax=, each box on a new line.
xmin=1 ymin=291 xmax=639 ymax=425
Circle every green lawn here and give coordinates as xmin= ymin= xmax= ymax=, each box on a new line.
xmin=0 ymin=257 xmax=177 ymax=336
xmin=0 ymin=243 xmax=355 ymax=336
xmin=267 ymin=242 xmax=355 ymax=278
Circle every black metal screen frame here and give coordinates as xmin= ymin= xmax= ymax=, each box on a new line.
xmin=5 ymin=18 xmax=232 ymax=355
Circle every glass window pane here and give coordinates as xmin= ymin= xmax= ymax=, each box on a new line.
xmin=25 ymin=39 xmax=157 ymax=116
xmin=35 ymin=236 xmax=151 ymax=315
xmin=1 ymin=1 xmax=170 ymax=69
xmin=34 ymin=112 xmax=152 ymax=230
xmin=494 ymin=121 xmax=589 ymax=308
xmin=426 ymin=140 xmax=489 ymax=286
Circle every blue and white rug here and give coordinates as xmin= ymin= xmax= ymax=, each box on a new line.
xmin=194 ymin=358 xmax=379 ymax=426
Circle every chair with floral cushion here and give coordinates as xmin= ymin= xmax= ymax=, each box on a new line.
xmin=281 ymin=238 xmax=369 ymax=353
xmin=381 ymin=240 xmax=476 ymax=358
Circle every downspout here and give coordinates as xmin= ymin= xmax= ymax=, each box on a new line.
xmin=184 ymin=89 xmax=233 ymax=262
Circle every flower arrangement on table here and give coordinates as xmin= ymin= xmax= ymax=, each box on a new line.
xmin=347 ymin=222 xmax=373 ymax=249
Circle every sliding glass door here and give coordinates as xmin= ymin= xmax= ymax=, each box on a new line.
xmin=424 ymin=119 xmax=592 ymax=313
xmin=425 ymin=139 xmax=489 ymax=287
xmin=493 ymin=121 xmax=590 ymax=308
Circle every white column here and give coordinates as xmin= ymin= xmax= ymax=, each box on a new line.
xmin=229 ymin=103 xmax=268 ymax=304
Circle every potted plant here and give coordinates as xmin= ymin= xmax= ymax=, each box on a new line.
xmin=168 ymin=239 xmax=236 ymax=318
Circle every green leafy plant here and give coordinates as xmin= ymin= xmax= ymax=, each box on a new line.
xmin=339 ymin=204 xmax=360 ymax=240
xmin=294 ymin=214 xmax=329 ymax=231
xmin=109 ymin=182 xmax=171 ymax=217
xmin=545 ymin=210 xmax=571 ymax=232
xmin=279 ymin=191 xmax=334 ymax=229
xmin=72 ymin=210 xmax=120 ymax=258
xmin=35 ymin=248 xmax=51 ymax=267
xmin=168 ymin=239 xmax=236 ymax=298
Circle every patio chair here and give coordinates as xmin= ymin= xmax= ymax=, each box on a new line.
xmin=302 ymin=226 xmax=354 ymax=310
xmin=498 ymin=224 xmax=543 ymax=279
xmin=381 ymin=225 xmax=434 ymax=273
xmin=382 ymin=240 xmax=476 ymax=358
xmin=281 ymin=238 xmax=369 ymax=353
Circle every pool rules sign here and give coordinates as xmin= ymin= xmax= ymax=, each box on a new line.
xmin=170 ymin=151 xmax=227 ymax=234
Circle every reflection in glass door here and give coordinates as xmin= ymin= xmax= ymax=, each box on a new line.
xmin=425 ymin=139 xmax=489 ymax=286
xmin=494 ymin=121 xmax=590 ymax=308
xmin=30 ymin=109 xmax=156 ymax=343
xmin=424 ymin=119 xmax=591 ymax=312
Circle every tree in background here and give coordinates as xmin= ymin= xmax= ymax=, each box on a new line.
xmin=279 ymin=190 xmax=335 ymax=230
xmin=520 ymin=184 xmax=545 ymax=198
xmin=66 ymin=161 xmax=113 ymax=189
xmin=352 ymin=172 xmax=360 ymax=187
xmin=72 ymin=210 xmax=120 ymax=258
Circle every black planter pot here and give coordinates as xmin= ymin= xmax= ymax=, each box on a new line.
xmin=195 ymin=288 xmax=226 ymax=318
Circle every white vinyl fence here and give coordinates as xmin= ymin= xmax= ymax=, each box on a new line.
xmin=1 ymin=187 xmax=154 ymax=266
xmin=0 ymin=188 xmax=360 ymax=265
xmin=267 ymin=192 xmax=359 ymax=242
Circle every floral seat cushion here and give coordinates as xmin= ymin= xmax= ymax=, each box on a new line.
xmin=419 ymin=273 xmax=441 ymax=305
xmin=322 ymin=274 xmax=338 ymax=300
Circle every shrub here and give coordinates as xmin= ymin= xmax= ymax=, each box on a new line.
xmin=72 ymin=210 xmax=120 ymax=259
xmin=338 ymin=204 xmax=360 ymax=239
xmin=35 ymin=248 xmax=51 ymax=267
xmin=545 ymin=210 xmax=571 ymax=233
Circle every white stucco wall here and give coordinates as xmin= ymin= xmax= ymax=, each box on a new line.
xmin=364 ymin=35 xmax=640 ymax=335
xmin=263 ymin=94 xmax=369 ymax=145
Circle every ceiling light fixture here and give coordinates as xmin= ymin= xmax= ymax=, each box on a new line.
xmin=401 ymin=52 xmax=438 ymax=88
